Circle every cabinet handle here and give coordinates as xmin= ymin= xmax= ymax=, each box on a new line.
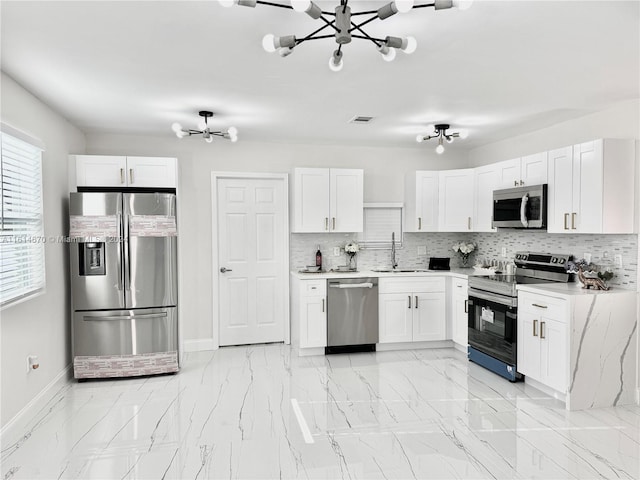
xmin=571 ymin=212 xmax=577 ymax=230
xmin=129 ymin=168 xmax=134 ymax=184
xmin=520 ymin=180 xmax=524 ymax=186
xmin=514 ymin=180 xmax=518 ymax=187
xmin=325 ymin=217 xmax=329 ymax=231
xmin=332 ymin=217 xmax=336 ymax=230
xmin=418 ymin=217 xmax=422 ymax=230
xmin=533 ymin=319 xmax=538 ymax=337
xmin=540 ymin=321 xmax=546 ymax=339
xmin=468 ymin=217 xmax=471 ymax=230
xmin=464 ymin=299 xmax=468 ymax=313
xmin=415 ymin=296 xmax=418 ymax=309
xmin=408 ymin=296 xmax=412 ymax=309
xmin=532 ymin=303 xmax=547 ymax=309
xmin=322 ymin=298 xmax=325 ymax=313
xmin=120 ymin=168 xmax=125 ymax=184
xmin=563 ymin=213 xmax=569 ymax=230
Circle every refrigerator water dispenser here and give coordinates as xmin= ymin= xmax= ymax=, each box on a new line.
xmin=79 ymin=242 xmax=105 ymax=276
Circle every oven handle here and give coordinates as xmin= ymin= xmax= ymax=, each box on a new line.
xmin=468 ymin=287 xmax=517 ymax=308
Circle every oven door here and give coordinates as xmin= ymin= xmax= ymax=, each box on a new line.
xmin=467 ymin=288 xmax=518 ymax=366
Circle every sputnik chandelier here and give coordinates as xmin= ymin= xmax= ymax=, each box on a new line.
xmin=219 ymin=0 xmax=473 ymax=72
xmin=416 ymin=124 xmax=468 ymax=154
xmin=171 ymin=111 xmax=238 ymax=143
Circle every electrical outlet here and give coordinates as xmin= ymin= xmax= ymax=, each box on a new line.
xmin=417 ymin=246 xmax=427 ymax=256
xmin=333 ymin=247 xmax=341 ymax=256
xmin=501 ymin=247 xmax=507 ymax=257
xmin=614 ymin=254 xmax=623 ymax=268
xmin=584 ymin=253 xmax=592 ymax=263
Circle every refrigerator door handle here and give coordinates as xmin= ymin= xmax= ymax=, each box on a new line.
xmin=116 ymin=212 xmax=123 ymax=291
xmin=126 ymin=216 xmax=132 ymax=290
xmin=83 ymin=312 xmax=168 ymax=321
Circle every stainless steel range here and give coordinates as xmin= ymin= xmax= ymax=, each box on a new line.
xmin=467 ymin=251 xmax=572 ymax=382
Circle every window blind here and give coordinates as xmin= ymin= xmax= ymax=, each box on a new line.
xmin=357 ymin=204 xmax=403 ymax=249
xmin=1 ymin=131 xmax=45 ymax=306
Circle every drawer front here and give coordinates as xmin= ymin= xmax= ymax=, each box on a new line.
xmin=452 ymin=278 xmax=468 ymax=291
xmin=302 ymin=280 xmax=326 ymax=296
xmin=379 ymin=277 xmax=445 ymax=294
xmin=518 ymin=291 xmax=567 ymax=321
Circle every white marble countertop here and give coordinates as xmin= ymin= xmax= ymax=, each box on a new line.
xmin=290 ymin=268 xmax=475 ymax=280
xmin=517 ymin=282 xmax=636 ymax=298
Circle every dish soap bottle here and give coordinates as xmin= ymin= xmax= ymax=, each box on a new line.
xmin=315 ymin=245 xmax=322 ymax=271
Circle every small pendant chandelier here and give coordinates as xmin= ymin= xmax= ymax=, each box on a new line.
xmin=171 ymin=111 xmax=238 ymax=143
xmin=416 ymin=124 xmax=468 ymax=154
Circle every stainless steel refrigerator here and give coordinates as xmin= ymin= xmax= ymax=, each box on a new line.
xmin=69 ymin=192 xmax=178 ymax=379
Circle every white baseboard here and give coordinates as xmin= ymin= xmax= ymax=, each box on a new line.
xmin=376 ymin=340 xmax=453 ymax=352
xmin=0 ymin=364 xmax=71 ymax=440
xmin=183 ymin=338 xmax=216 ymax=352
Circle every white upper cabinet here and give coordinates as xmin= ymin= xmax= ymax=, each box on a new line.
xmin=293 ymin=168 xmax=363 ymax=233
xmin=474 ymin=164 xmax=499 ymax=232
xmin=439 ymin=169 xmax=475 ymax=232
xmin=404 ymin=171 xmax=439 ymax=232
xmin=496 ymin=153 xmax=548 ymax=189
xmin=548 ymin=139 xmax=635 ymax=234
xmin=75 ymin=155 xmax=177 ymax=188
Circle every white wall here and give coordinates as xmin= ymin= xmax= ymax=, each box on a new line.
xmin=84 ymin=133 xmax=468 ymax=344
xmin=468 ymin=99 xmax=640 ymax=166
xmin=0 ymin=72 xmax=86 ymax=428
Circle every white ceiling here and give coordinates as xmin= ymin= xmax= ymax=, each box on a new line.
xmin=1 ymin=1 xmax=639 ymax=151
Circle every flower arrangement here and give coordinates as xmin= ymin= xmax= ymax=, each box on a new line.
xmin=345 ymin=241 xmax=360 ymax=270
xmin=452 ymin=241 xmax=477 ymax=267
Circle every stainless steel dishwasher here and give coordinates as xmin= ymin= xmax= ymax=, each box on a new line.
xmin=327 ymin=277 xmax=378 ymax=353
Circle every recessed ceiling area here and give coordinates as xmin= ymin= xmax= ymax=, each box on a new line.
xmin=1 ymin=1 xmax=638 ymax=151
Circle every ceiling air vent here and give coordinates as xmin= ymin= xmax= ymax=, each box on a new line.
xmin=349 ymin=115 xmax=374 ymax=124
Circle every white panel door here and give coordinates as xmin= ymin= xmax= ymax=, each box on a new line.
xmin=293 ymin=168 xmax=330 ymax=232
xmin=299 ymin=296 xmax=327 ymax=348
xmin=415 ymin=171 xmax=439 ymax=232
xmin=540 ymin=318 xmax=567 ymax=393
xmin=76 ymin=155 xmax=127 ymax=187
xmin=521 ymin=152 xmax=548 ymax=185
xmin=218 ymin=178 xmax=286 ymax=346
xmin=474 ymin=164 xmax=499 ymax=232
xmin=438 ymin=169 xmax=474 ymax=232
xmin=547 ymin=146 xmax=573 ymax=233
xmin=126 ymin=156 xmax=177 ymax=188
xmin=412 ymin=293 xmax=446 ymax=342
xmin=379 ymin=293 xmax=413 ymax=343
xmin=573 ymin=140 xmax=603 ymax=233
xmin=496 ymin=158 xmax=521 ymax=188
xmin=330 ymin=168 xmax=363 ymax=232
xmin=516 ymin=311 xmax=541 ymax=378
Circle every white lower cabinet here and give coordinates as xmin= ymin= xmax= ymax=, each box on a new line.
xmin=379 ymin=277 xmax=446 ymax=343
xmin=298 ymin=280 xmax=327 ymax=349
xmin=517 ymin=291 xmax=568 ymax=393
xmin=450 ymin=278 xmax=468 ymax=346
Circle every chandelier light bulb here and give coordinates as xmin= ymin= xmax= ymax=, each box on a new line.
xmin=278 ymin=46 xmax=293 ymax=57
xmin=378 ymin=45 xmax=396 ymax=62
xmin=227 ymin=127 xmax=238 ymax=137
xmin=458 ymin=128 xmax=469 ymax=139
xmin=205 ymin=136 xmax=214 ymax=143
xmin=262 ymin=34 xmax=276 ymax=53
xmin=291 ymin=0 xmax=311 ymax=12
xmin=403 ymin=36 xmax=417 ymax=54
xmin=436 ymin=144 xmax=445 ymax=154
xmin=198 ymin=120 xmax=207 ymax=131
xmin=394 ymin=0 xmax=414 ymax=14
xmin=176 ymin=130 xmax=187 ymax=139
xmin=218 ymin=0 xmax=236 ymax=7
xmin=446 ymin=136 xmax=455 ymax=143
xmin=230 ymin=135 xmax=239 ymax=143
xmin=329 ymin=50 xmax=344 ymax=72
xmin=453 ymin=0 xmax=474 ymax=11
xmin=171 ymin=122 xmax=182 ymax=133
xmin=416 ymin=134 xmax=424 ymax=143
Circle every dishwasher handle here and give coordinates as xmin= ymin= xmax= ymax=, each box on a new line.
xmin=329 ymin=282 xmax=374 ymax=289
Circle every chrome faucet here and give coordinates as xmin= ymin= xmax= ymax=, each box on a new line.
xmin=391 ymin=232 xmax=398 ymax=270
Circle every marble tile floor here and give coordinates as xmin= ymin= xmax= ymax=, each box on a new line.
xmin=2 ymin=345 xmax=639 ymax=479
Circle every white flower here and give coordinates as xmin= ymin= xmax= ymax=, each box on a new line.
xmin=452 ymin=241 xmax=476 ymax=255
xmin=345 ymin=241 xmax=360 ymax=254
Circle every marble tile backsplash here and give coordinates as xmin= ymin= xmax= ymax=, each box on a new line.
xmin=290 ymin=231 xmax=638 ymax=289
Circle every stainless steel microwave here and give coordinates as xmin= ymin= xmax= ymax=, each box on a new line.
xmin=492 ymin=184 xmax=547 ymax=229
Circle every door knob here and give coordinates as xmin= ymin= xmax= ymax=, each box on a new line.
xmin=220 ymin=267 xmax=233 ymax=273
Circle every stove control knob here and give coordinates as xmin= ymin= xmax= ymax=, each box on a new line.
xmin=559 ymin=258 xmax=565 ymax=264
xmin=552 ymin=258 xmax=557 ymax=263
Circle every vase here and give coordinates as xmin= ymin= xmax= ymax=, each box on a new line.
xmin=348 ymin=253 xmax=357 ymax=271
xmin=460 ymin=254 xmax=470 ymax=267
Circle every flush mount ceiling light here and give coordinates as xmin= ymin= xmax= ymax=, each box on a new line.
xmin=171 ymin=111 xmax=238 ymax=143
xmin=219 ymin=0 xmax=473 ymax=72
xmin=416 ymin=123 xmax=468 ymax=154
